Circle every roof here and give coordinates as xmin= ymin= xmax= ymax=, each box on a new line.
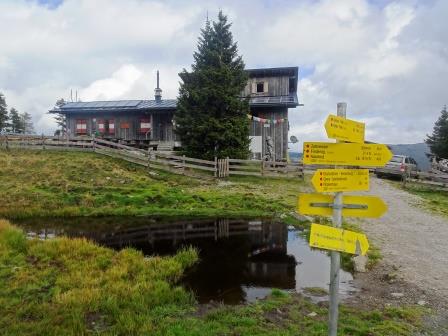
xmin=50 ymin=99 xmax=177 ymax=114
xmin=245 ymin=66 xmax=298 ymax=79
xmin=51 ymin=93 xmax=299 ymax=114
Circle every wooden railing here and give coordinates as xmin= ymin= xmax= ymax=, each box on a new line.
xmin=0 ymin=135 xmax=304 ymax=179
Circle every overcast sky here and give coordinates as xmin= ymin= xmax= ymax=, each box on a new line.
xmin=0 ymin=0 xmax=447 ymax=144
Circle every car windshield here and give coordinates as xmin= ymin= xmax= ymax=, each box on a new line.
xmin=390 ymin=156 xmax=404 ymax=163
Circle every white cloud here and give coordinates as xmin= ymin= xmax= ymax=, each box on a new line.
xmin=0 ymin=0 xmax=446 ymax=145
xmin=80 ymin=64 xmax=143 ymax=101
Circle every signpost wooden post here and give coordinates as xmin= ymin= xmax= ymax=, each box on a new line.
xmin=296 ymin=103 xmax=389 ymax=336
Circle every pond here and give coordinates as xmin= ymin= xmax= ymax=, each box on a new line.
xmin=13 ymin=216 xmax=357 ymax=304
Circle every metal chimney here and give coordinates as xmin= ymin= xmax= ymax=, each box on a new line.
xmin=154 ymin=70 xmax=162 ymax=102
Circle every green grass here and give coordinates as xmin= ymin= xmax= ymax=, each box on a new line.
xmin=0 ymin=150 xmax=304 ymax=219
xmin=402 ymin=183 xmax=448 ymax=217
xmin=0 ymin=220 xmax=427 ymax=335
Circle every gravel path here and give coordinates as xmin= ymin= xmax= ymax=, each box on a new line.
xmin=357 ymin=177 xmax=448 ymax=300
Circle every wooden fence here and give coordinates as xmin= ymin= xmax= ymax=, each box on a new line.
xmin=403 ymin=170 xmax=448 ymax=190
xmin=0 ymin=135 xmax=303 ymax=179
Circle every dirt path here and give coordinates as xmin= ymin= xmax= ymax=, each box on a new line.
xmin=357 ymin=177 xmax=448 ymax=302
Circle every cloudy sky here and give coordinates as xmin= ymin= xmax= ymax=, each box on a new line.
xmin=0 ymin=0 xmax=447 ymax=144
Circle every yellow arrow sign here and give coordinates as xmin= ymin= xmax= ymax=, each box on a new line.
xmin=309 ymin=223 xmax=369 ymax=256
xmin=303 ymin=142 xmax=393 ymax=167
xmin=311 ymin=169 xmax=369 ymax=192
xmin=325 ymin=114 xmax=365 ymax=144
xmin=297 ymin=193 xmax=388 ymax=218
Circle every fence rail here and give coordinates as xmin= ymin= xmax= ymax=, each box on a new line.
xmin=1 ymin=135 xmax=303 ymax=179
xmin=403 ymin=170 xmax=448 ymax=190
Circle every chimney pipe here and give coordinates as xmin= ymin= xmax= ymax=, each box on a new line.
xmin=154 ymin=70 xmax=162 ymax=102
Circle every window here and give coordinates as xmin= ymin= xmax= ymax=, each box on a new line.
xmin=139 ymin=118 xmax=151 ymax=134
xmin=256 ymin=82 xmax=264 ymax=93
xmin=108 ymin=119 xmax=115 ymax=135
xmin=75 ymin=119 xmax=87 ymax=134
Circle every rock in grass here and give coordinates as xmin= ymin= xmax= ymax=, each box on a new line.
xmin=353 ymin=255 xmax=367 ymax=273
xmin=391 ymin=292 xmax=404 ymax=298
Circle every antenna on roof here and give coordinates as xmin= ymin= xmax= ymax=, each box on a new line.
xmin=75 ymin=90 xmax=78 ymax=102
xmin=70 ymin=89 xmax=73 ymax=102
xmin=154 ymin=70 xmax=162 ymax=102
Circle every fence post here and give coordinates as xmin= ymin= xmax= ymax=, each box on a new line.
xmin=147 ymin=147 xmax=151 ymax=170
xmin=226 ymin=157 xmax=229 ymax=177
xmin=182 ymin=155 xmax=186 ymax=175
xmin=5 ymin=136 xmax=9 ymax=151
xmin=214 ymin=157 xmax=218 ymax=177
xmin=92 ymin=135 xmax=95 ymax=152
xmin=41 ymin=134 xmax=46 ymax=150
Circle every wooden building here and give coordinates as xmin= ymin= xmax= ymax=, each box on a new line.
xmin=50 ymin=67 xmax=299 ymax=160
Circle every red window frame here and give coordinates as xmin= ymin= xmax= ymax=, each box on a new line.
xmin=76 ymin=119 xmax=87 ymax=134
xmin=108 ymin=119 xmax=115 ymax=135
xmin=139 ymin=118 xmax=151 ymax=134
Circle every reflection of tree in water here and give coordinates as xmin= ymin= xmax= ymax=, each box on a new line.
xmin=14 ymin=217 xmax=296 ymax=304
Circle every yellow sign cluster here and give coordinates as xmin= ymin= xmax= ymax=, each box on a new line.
xmin=296 ymin=113 xmax=390 ymax=255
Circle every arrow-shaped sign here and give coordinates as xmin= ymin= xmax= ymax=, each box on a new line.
xmin=303 ymin=142 xmax=393 ymax=167
xmin=311 ymin=169 xmax=369 ymax=192
xmin=309 ymin=223 xmax=369 ymax=256
xmin=297 ymin=193 xmax=388 ymax=218
xmin=325 ymin=114 xmax=365 ymax=144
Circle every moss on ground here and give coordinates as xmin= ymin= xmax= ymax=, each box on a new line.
xmin=0 ymin=220 xmax=427 ymax=335
xmin=0 ymin=150 xmax=304 ymax=219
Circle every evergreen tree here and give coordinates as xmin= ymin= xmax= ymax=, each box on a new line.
xmin=175 ymin=11 xmax=250 ymax=160
xmin=21 ymin=112 xmax=34 ymax=134
xmin=426 ymin=105 xmax=448 ymax=158
xmin=0 ymin=92 xmax=8 ymax=132
xmin=53 ymin=98 xmax=67 ymax=133
xmin=9 ymin=108 xmax=24 ymax=133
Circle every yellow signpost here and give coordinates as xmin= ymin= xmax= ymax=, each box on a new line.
xmin=296 ymin=104 xmax=389 ymax=336
xmin=311 ymin=169 xmax=369 ymax=192
xmin=325 ymin=114 xmax=365 ymax=143
xmin=302 ymin=142 xmax=393 ymax=166
xmin=297 ymin=193 xmax=387 ymax=218
xmin=309 ymin=223 xmax=369 ymax=256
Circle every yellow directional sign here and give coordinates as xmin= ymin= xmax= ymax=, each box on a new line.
xmin=325 ymin=114 xmax=365 ymax=143
xmin=297 ymin=193 xmax=388 ymax=218
xmin=303 ymin=142 xmax=393 ymax=167
xmin=311 ymin=169 xmax=369 ymax=192
xmin=309 ymin=223 xmax=369 ymax=256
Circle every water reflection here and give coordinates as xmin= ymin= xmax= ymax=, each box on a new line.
xmin=14 ymin=217 xmax=356 ymax=304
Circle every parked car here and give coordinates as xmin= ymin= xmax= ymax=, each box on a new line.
xmin=375 ymin=155 xmax=418 ymax=179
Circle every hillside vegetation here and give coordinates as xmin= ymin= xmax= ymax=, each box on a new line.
xmin=0 ymin=150 xmax=303 ymax=219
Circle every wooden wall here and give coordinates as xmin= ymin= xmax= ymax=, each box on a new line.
xmin=242 ymin=76 xmax=290 ymax=97
xmin=249 ymin=107 xmax=288 ymax=161
xmin=66 ymin=111 xmax=176 ymax=142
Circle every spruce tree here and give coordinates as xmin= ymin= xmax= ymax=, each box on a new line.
xmin=426 ymin=105 xmax=448 ymax=158
xmin=21 ymin=112 xmax=34 ymax=134
xmin=53 ymin=98 xmax=67 ymax=133
xmin=175 ymin=11 xmax=250 ymax=160
xmin=9 ymin=108 xmax=24 ymax=133
xmin=0 ymin=92 xmax=8 ymax=132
